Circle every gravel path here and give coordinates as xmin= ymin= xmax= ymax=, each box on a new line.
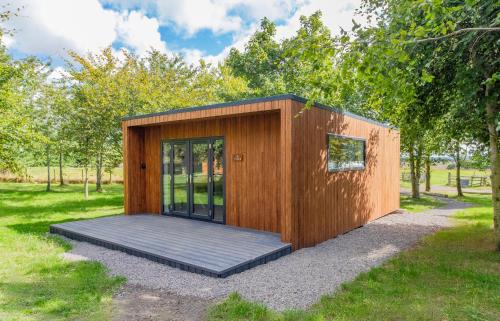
xmin=64 ymin=197 xmax=469 ymax=311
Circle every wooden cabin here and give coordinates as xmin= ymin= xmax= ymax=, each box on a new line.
xmin=122 ymin=94 xmax=400 ymax=250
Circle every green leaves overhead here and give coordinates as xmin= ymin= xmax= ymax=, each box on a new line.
xmin=224 ymin=11 xmax=341 ymax=107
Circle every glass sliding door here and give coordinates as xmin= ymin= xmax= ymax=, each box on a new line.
xmin=162 ymin=142 xmax=172 ymax=213
xmin=162 ymin=137 xmax=225 ymax=223
xmin=191 ymin=140 xmax=210 ymax=218
xmin=212 ymin=139 xmax=224 ymax=223
xmin=172 ymin=142 xmax=189 ymax=216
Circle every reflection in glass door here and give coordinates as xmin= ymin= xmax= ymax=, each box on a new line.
xmin=191 ymin=140 xmax=210 ymax=218
xmin=172 ymin=142 xmax=189 ymax=216
xmin=212 ymin=139 xmax=224 ymax=222
xmin=162 ymin=138 xmax=225 ymax=223
xmin=162 ymin=143 xmax=171 ymax=212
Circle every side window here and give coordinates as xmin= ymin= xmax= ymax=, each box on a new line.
xmin=327 ymin=134 xmax=365 ymax=172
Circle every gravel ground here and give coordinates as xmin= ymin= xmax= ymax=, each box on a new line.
xmin=63 ymin=197 xmax=469 ymax=311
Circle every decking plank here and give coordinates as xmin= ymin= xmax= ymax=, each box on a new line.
xmin=50 ymin=215 xmax=291 ymax=277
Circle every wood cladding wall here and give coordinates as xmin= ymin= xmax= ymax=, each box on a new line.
xmin=289 ymin=101 xmax=400 ymax=248
xmin=123 ymin=125 xmax=145 ymax=214
xmin=123 ymin=97 xmax=400 ymax=250
xmin=125 ymin=111 xmax=282 ymax=234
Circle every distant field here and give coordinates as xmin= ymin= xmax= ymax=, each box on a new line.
xmin=401 ymin=167 xmax=490 ymax=189
xmin=0 ymin=167 xmax=123 ymax=183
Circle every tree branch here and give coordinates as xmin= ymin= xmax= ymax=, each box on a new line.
xmin=412 ymin=27 xmax=500 ymax=43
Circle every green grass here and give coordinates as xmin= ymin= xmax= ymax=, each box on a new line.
xmin=0 ymin=183 xmax=125 ymax=321
xmin=400 ymin=194 xmax=445 ymax=213
xmin=164 ymin=175 xmax=224 ymax=207
xmin=207 ymin=194 xmax=500 ymax=321
xmin=0 ymin=167 xmax=123 ymax=183
xmin=401 ymin=168 xmax=491 ymax=190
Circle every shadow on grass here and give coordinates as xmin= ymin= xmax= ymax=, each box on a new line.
xmin=0 ymin=260 xmax=125 ymax=320
xmin=0 ymin=191 xmax=123 ymax=220
xmin=7 ymin=215 xmax=120 ymax=236
xmin=0 ymin=196 xmax=123 ymax=219
xmin=7 ymin=215 xmax=121 ymax=252
xmin=0 ymin=184 xmax=97 ymax=203
xmin=400 ymin=195 xmax=445 ymax=212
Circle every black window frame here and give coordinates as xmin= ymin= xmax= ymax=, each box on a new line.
xmin=160 ymin=136 xmax=226 ymax=224
xmin=326 ymin=133 xmax=366 ymax=172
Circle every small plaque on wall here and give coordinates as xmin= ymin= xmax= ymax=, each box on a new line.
xmin=233 ymin=154 xmax=243 ymax=161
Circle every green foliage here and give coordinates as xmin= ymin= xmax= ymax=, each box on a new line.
xmin=400 ymin=194 xmax=446 ymax=212
xmin=224 ymin=12 xmax=341 ymax=106
xmin=0 ymin=182 xmax=125 ymax=320
xmin=0 ymin=50 xmax=47 ymax=174
xmin=207 ymin=194 xmax=500 ymax=321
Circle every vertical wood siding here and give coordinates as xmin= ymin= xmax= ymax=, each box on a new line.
xmin=289 ymin=102 xmax=400 ymax=248
xmin=122 ymin=97 xmax=400 ymax=249
xmin=125 ymin=110 xmax=282 ymax=234
xmin=123 ymin=125 xmax=145 ymax=214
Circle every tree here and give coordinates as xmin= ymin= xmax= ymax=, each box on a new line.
xmin=281 ymin=12 xmax=339 ymax=104
xmin=351 ymin=0 xmax=499 ymax=248
xmin=67 ymin=48 xmax=127 ymax=194
xmin=226 ymin=18 xmax=285 ymax=96
xmin=224 ymin=12 xmax=341 ymax=106
xmin=0 ymin=46 xmax=44 ymax=175
xmin=64 ymin=47 xmax=247 ymax=197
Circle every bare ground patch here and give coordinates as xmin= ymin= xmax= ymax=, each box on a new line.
xmin=111 ymin=284 xmax=214 ymax=321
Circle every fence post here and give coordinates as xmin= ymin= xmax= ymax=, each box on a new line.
xmin=448 ymin=172 xmax=451 ymax=186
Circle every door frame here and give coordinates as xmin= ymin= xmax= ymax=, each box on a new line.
xmin=160 ymin=136 xmax=226 ymax=224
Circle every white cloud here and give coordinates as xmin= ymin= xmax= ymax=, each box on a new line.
xmin=116 ymin=11 xmax=167 ymax=56
xmin=275 ymin=0 xmax=364 ymax=40
xmin=47 ymin=66 xmax=69 ymax=82
xmin=1 ymin=0 xmax=118 ymax=57
xmin=101 ymin=0 xmax=297 ymax=36
xmin=155 ymin=0 xmax=242 ymax=36
xmin=182 ymin=23 xmax=259 ymax=66
xmin=229 ymin=0 xmax=295 ymax=21
xmin=1 ymin=0 xmax=364 ymax=68
xmin=1 ymin=0 xmax=167 ymax=59
xmin=164 ymin=0 xmax=364 ymax=65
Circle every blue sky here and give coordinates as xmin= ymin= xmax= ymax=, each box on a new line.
xmin=1 ymin=0 xmax=363 ymax=72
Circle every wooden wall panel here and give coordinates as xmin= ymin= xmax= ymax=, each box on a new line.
xmin=290 ymin=102 xmax=400 ymax=248
xmin=122 ymin=96 xmax=400 ymax=249
xmin=123 ymin=126 xmax=146 ymax=214
xmin=137 ymin=111 xmax=282 ymax=234
xmin=122 ymin=100 xmax=282 ymax=127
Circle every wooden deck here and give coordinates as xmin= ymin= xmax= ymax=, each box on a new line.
xmin=50 ymin=215 xmax=291 ymax=278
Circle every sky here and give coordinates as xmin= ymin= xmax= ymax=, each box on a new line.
xmin=1 ymin=0 xmax=364 ymax=75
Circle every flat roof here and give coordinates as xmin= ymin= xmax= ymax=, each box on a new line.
xmin=122 ymin=94 xmax=393 ymax=129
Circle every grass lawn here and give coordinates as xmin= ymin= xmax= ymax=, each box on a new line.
xmin=0 ymin=167 xmax=123 ymax=183
xmin=400 ymin=194 xmax=445 ymax=213
xmin=208 ymin=194 xmax=500 ymax=321
xmin=401 ymin=168 xmax=491 ymax=190
xmin=0 ymin=182 xmax=125 ymax=321
xmin=2 ymin=182 xmax=499 ymax=321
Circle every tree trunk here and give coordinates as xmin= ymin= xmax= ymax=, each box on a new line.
xmin=59 ymin=150 xmax=64 ymax=186
xmin=84 ymin=166 xmax=89 ymax=199
xmin=415 ymin=142 xmax=423 ymax=195
xmin=425 ymin=154 xmax=431 ymax=192
xmin=455 ymin=142 xmax=463 ymax=197
xmin=409 ymin=142 xmax=421 ymax=198
xmin=96 ymin=153 xmax=103 ymax=192
xmin=46 ymin=145 xmax=51 ymax=192
xmin=485 ymin=82 xmax=499 ymax=251
xmin=108 ymin=170 xmax=112 ymax=185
